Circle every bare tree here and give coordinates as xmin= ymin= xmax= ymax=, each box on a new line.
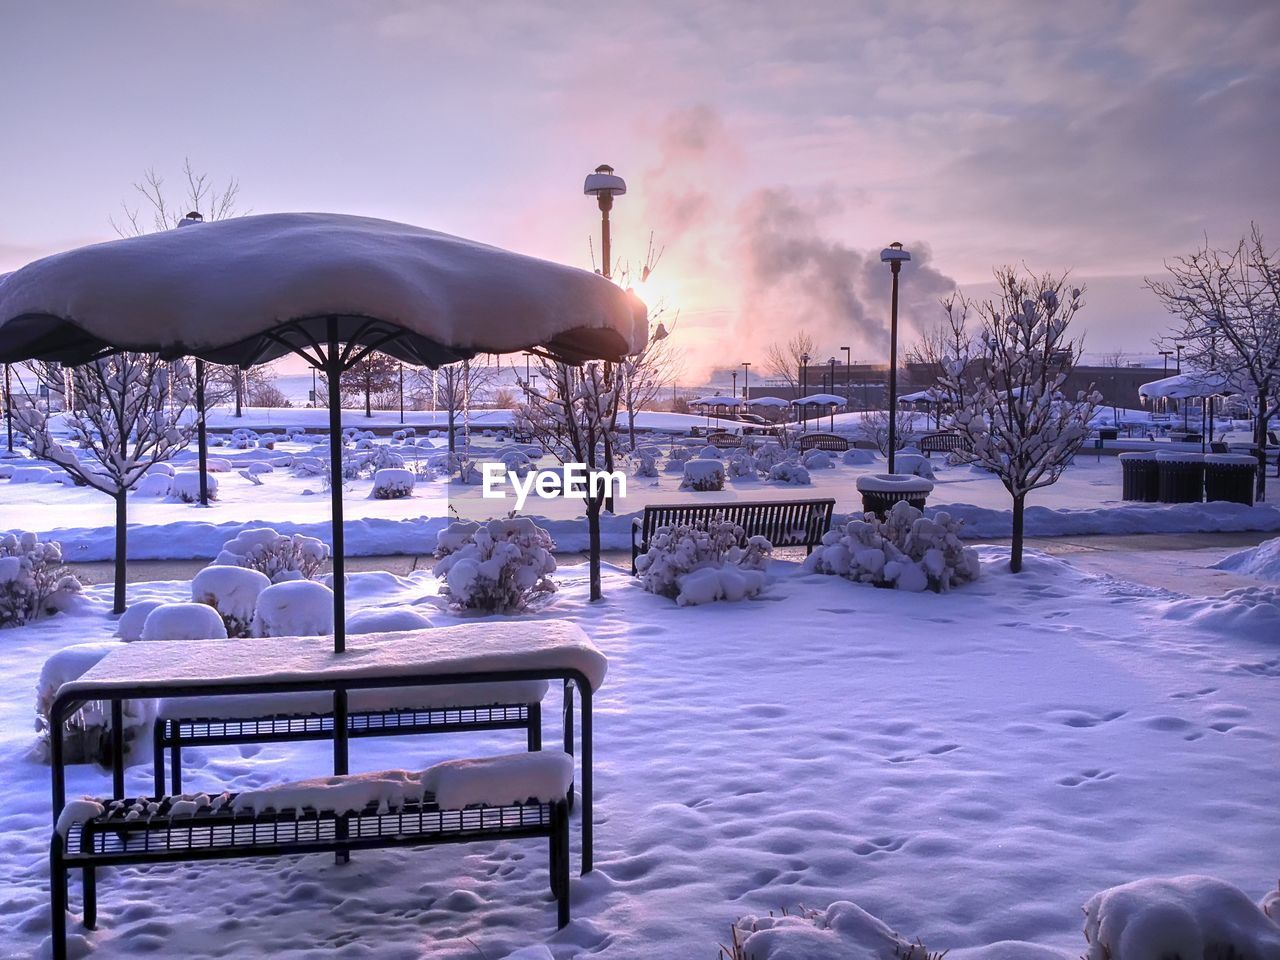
xmin=517 ymin=361 xmax=621 ymax=601
xmin=14 ymin=355 xmax=195 ymax=612
xmin=1147 ymin=224 xmax=1280 ymax=499
xmin=110 ymin=158 xmax=243 ymax=237
xmin=764 ymin=331 xmax=816 ymax=400
xmin=1098 ymin=349 xmax=1129 ymax=369
xmin=905 ymin=308 xmax=974 ymax=429
xmin=940 ymin=269 xmax=1099 ymax=573
xmin=408 ymin=361 xmax=500 ymax=451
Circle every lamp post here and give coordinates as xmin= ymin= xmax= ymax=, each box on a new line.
xmin=584 ymin=164 xmax=626 ymax=281
xmin=742 ymin=361 xmax=750 ymax=401
xmin=880 ymin=242 xmax=911 ymax=473
xmin=177 ymin=212 xmax=211 ymax=506
xmin=842 ymin=346 xmax=851 ymax=408
xmin=799 ymin=352 xmax=810 ymax=425
xmin=1159 ymin=350 xmax=1172 ymax=375
xmin=1175 ymin=344 xmax=1183 ymax=373
xmin=731 ymin=370 xmax=738 ymax=398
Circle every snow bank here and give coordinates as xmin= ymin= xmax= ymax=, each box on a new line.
xmin=1083 ymin=876 xmax=1280 ymax=960
xmin=252 ymin=579 xmax=335 ymax=637
xmin=191 ymin=565 xmax=271 ymax=637
xmin=1214 ymin=536 xmax=1280 ymax=581
xmin=731 ymin=901 xmax=923 ymax=960
xmin=140 ymin=602 xmax=229 ymax=642
xmin=1160 ymin=585 xmax=1280 ymax=642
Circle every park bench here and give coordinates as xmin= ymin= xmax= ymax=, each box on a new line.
xmin=918 ymin=432 xmax=973 ymax=458
xmin=796 ymin=433 xmax=849 ymax=452
xmin=631 ymin=498 xmax=836 ymax=573
xmin=51 ymin=752 xmax=575 ymax=958
xmin=705 ymin=431 xmax=744 ymax=448
xmin=152 ymin=681 xmax=547 ymax=797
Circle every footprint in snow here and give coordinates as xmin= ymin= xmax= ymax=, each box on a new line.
xmin=1169 ymin=687 xmax=1218 ymax=700
xmin=1051 ymin=709 xmax=1127 ymax=728
xmin=1057 ymin=768 xmax=1115 ymax=787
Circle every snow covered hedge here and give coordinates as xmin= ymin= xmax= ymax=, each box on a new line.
xmin=191 ymin=565 xmax=272 ymax=637
xmin=635 ymin=517 xmax=771 ymax=606
xmin=0 ymin=532 xmax=81 ymax=628
xmin=434 ymin=516 xmax=557 ymax=613
xmin=804 ymin=500 xmax=979 ymax=592
xmin=371 ymin=467 xmax=415 ymax=499
xmin=681 ymin=458 xmax=726 ymax=492
xmin=253 ymin=579 xmax=335 ymax=637
xmin=214 ymin=527 xmax=330 ymax=583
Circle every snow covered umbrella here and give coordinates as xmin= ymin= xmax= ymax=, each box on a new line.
xmin=0 ymin=212 xmax=646 ymax=653
xmin=792 ymin=393 xmax=846 ymax=430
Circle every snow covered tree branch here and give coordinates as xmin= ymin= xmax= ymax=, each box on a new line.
xmin=15 ymin=354 xmax=195 ymax=612
xmin=939 ymin=268 xmax=1099 ymax=573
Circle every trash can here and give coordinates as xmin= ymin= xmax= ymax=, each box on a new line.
xmin=1156 ymin=451 xmax=1205 ymax=504
xmin=1203 ymin=453 xmax=1257 ymax=505
xmin=1119 ymin=452 xmax=1159 ymax=502
xmin=1098 ymin=427 xmax=1119 ymax=442
xmin=856 ymin=473 xmax=934 ymax=520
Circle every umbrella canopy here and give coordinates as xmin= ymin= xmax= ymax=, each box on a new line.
xmin=0 ymin=212 xmax=646 ymax=366
xmin=744 ymin=396 xmax=790 ymax=408
xmin=690 ymin=394 xmax=743 ymax=407
xmin=0 ymin=213 xmax=647 ymax=659
xmin=1138 ymin=371 xmax=1243 ymax=401
xmin=791 ymin=393 xmax=846 ymax=406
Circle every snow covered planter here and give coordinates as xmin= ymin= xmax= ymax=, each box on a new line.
xmin=0 ymin=532 xmax=81 ymax=628
xmin=169 ymin=471 xmax=218 ymax=503
xmin=434 ymin=516 xmax=557 ymax=613
xmin=767 ymin=462 xmax=811 ymax=485
xmin=804 ymin=500 xmax=978 ymax=592
xmin=371 ymin=467 xmax=415 ymax=499
xmin=191 ymin=565 xmax=272 ymax=637
xmin=252 ymin=580 xmax=335 ymax=637
xmin=1083 ymin=875 xmax=1280 ymax=960
xmin=634 ymin=518 xmax=771 ymax=606
xmin=681 ymin=458 xmax=726 ymax=492
xmin=214 ymin=527 xmax=330 ymax=583
xmin=855 ymin=472 xmax=933 ymax=519
xmin=726 ymin=901 xmax=936 ymax=960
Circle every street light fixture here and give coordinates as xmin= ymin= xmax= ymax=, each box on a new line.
xmin=584 ymin=164 xmax=626 ymax=280
xmin=880 ymin=241 xmax=911 ymax=473
xmin=742 ymin=361 xmax=750 ymax=401
xmin=841 ymin=346 xmax=851 ymax=408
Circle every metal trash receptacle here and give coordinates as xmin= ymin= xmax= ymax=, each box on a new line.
xmin=1203 ymin=453 xmax=1256 ymax=505
xmin=855 ymin=473 xmax=934 ymax=520
xmin=1119 ymin=452 xmax=1159 ymax=502
xmin=1156 ymin=451 xmax=1205 ymax=503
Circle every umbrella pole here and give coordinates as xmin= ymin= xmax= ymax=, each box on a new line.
xmin=195 ymin=360 xmax=209 ymax=507
xmin=325 ymin=320 xmax=346 ymax=657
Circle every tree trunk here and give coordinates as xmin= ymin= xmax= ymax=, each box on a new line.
xmin=447 ymin=404 xmax=456 ymax=453
xmin=234 ymin=371 xmax=242 ymax=418
xmin=113 ymin=493 xmax=128 ymax=614
xmin=1010 ymin=493 xmax=1025 ymax=574
xmin=1255 ymin=394 xmax=1268 ymax=502
xmin=587 ymin=498 xmax=603 ymax=602
xmin=365 ymin=381 xmax=372 ymax=418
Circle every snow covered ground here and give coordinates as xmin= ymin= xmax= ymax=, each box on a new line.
xmin=2 ymin=549 xmax=1278 ymax=958
xmin=4 ymin=434 xmax=1279 ymax=562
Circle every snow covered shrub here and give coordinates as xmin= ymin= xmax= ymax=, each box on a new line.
xmin=434 ymin=516 xmax=557 ymax=613
xmin=205 ymin=457 xmax=231 ymax=473
xmin=34 ymin=642 xmax=153 ymax=765
xmin=364 ymin=445 xmax=405 ymax=474
xmin=134 ymin=473 xmax=171 ymax=497
xmin=191 ymin=565 xmax=271 ymax=637
xmin=802 ymin=449 xmax=834 ymax=470
xmin=347 ymin=606 xmax=434 ymax=634
xmin=632 ymin=452 xmax=660 ymax=478
xmin=804 ymin=500 xmax=979 ymax=592
xmin=725 ymin=902 xmax=940 ymax=960
xmin=726 ymin=452 xmax=757 ymax=478
xmin=372 ymin=467 xmax=415 ymax=499
xmin=752 ymin=443 xmax=789 ymax=473
xmin=252 ymin=579 xmax=335 ymax=637
xmin=215 ymin=527 xmax=330 ymax=583
xmin=635 ymin=518 xmax=771 ymax=605
xmin=1083 ymin=875 xmax=1280 ymax=960
xmin=116 ymin=599 xmax=166 ymax=642
xmin=170 ymin=471 xmax=219 ymax=502
xmin=698 ymin=444 xmax=722 ymax=459
xmin=0 ymin=463 xmax=13 ymax=479
xmin=139 ymin=602 xmax=229 ymax=641
xmin=767 ymin=462 xmax=811 ymax=485
xmin=666 ymin=444 xmax=693 ymax=465
xmin=10 ymin=465 xmax=53 ymax=483
xmin=893 ymin=452 xmax=935 ymax=480
xmin=0 ymin=532 xmax=81 ymax=628
xmin=147 ymin=462 xmax=175 ymax=477
xmin=681 ymin=459 xmax=726 ymax=491
xmin=842 ymin=447 xmax=876 ymax=466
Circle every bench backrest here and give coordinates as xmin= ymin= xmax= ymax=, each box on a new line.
xmin=796 ymin=434 xmax=848 ymax=452
xmin=640 ymin=499 xmax=836 ymax=549
xmin=706 ymin=431 xmax=744 ymax=448
xmin=919 ymin=432 xmax=971 ymax=452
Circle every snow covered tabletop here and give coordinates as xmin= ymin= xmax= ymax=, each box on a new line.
xmin=1155 ymin=451 xmax=1205 ymax=463
xmin=1206 ymin=453 xmax=1260 ymax=465
xmin=58 ymin=619 xmax=606 ymax=699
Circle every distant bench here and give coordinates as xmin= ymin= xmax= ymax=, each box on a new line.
xmin=51 ymin=752 xmax=575 ymax=958
xmin=705 ymin=431 xmax=744 ymax=449
xmin=632 ymin=499 xmax=836 ymax=573
xmin=796 ymin=433 xmax=848 ymax=452
xmin=918 ymin=432 xmax=972 ymax=458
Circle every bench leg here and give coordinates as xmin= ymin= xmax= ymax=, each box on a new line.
xmin=170 ymin=739 xmax=182 ymax=796
xmin=152 ymin=721 xmax=166 ymax=800
xmin=562 ymin=681 xmax=575 ymax=813
xmin=82 ymin=865 xmax=97 ymax=930
xmin=527 ymin=702 xmax=542 ymax=752
xmin=551 ymin=800 xmax=570 ymax=929
xmin=49 ymin=835 xmax=68 ymax=960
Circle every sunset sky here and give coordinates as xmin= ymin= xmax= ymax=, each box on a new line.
xmin=3 ymin=1 xmax=1278 ymax=379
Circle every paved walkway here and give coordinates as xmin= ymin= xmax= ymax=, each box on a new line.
xmin=65 ymin=531 xmax=1277 ymax=597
